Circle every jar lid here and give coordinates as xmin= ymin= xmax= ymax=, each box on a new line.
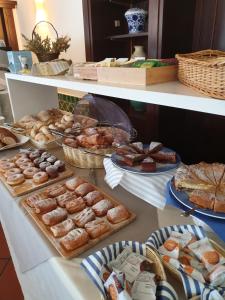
xmin=125 ymin=8 xmax=147 ymax=16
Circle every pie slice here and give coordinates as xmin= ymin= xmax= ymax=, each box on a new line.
xmin=189 ymin=188 xmax=216 ymax=210
xmin=189 ymin=162 xmax=215 ymax=187
xmin=211 ymin=163 xmax=225 ymax=186
xmin=214 ymin=187 xmax=225 ymax=213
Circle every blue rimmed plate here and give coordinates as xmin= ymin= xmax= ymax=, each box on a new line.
xmin=169 ymin=178 xmax=225 ymax=220
xmin=111 ymin=147 xmax=181 ymax=175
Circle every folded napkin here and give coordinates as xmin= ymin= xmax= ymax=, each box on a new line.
xmin=104 ymin=158 xmax=175 ymax=209
xmin=166 ymin=181 xmax=225 ymax=243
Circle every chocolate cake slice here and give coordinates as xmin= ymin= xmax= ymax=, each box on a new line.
xmin=141 ymin=157 xmax=156 ymax=172
xmin=122 ymin=153 xmax=147 ymax=167
xmin=150 ymin=150 xmax=176 ymax=163
xmin=148 ymin=141 xmax=163 ymax=154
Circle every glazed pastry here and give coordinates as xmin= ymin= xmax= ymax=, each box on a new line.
xmin=54 ymin=160 xmax=65 ymax=172
xmin=83 ymin=190 xmax=104 ymax=206
xmin=47 ymin=185 xmax=66 ymax=198
xmin=0 ymin=161 xmax=16 ymax=172
xmin=12 ymin=153 xmax=28 ymax=161
xmin=56 ymin=192 xmax=76 ymax=207
xmin=26 ymin=194 xmax=44 ymax=208
xmin=33 ymin=157 xmax=45 ymax=167
xmin=15 ymin=157 xmax=31 ymax=167
xmin=41 ymin=152 xmax=51 ymax=160
xmin=50 ymin=219 xmax=75 ymax=238
xmin=39 ymin=161 xmax=51 ymax=171
xmin=5 ymin=168 xmax=21 ymax=178
xmin=42 ymin=207 xmax=68 ymax=226
xmin=46 ymin=165 xmax=59 ymax=179
xmin=34 ymin=198 xmax=57 ymax=214
xmin=75 ymin=183 xmax=95 ymax=197
xmin=33 ymin=171 xmax=49 ymax=184
xmin=29 ymin=150 xmax=41 ymax=161
xmin=85 ymin=219 xmax=110 ymax=239
xmin=65 ymin=177 xmax=86 ymax=191
xmin=65 ymin=196 xmax=86 ymax=213
xmin=19 ymin=161 xmax=34 ymax=171
xmin=23 ymin=167 xmax=39 ymax=179
xmin=141 ymin=157 xmax=156 ymax=172
xmin=60 ymin=228 xmax=89 ymax=251
xmin=92 ymin=199 xmax=114 ymax=217
xmin=73 ymin=207 xmax=95 ymax=228
xmin=47 ymin=155 xmax=57 ymax=164
xmin=107 ymin=205 xmax=130 ymax=224
xmin=7 ymin=173 xmax=25 ymax=186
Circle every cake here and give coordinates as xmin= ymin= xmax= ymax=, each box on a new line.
xmin=141 ymin=157 xmax=156 ymax=172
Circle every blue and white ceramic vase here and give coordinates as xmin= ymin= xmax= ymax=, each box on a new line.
xmin=125 ymin=8 xmax=147 ymax=33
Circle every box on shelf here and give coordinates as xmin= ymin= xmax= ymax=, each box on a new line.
xmin=73 ymin=66 xmax=97 ymax=81
xmin=97 ymin=65 xmax=177 ymax=86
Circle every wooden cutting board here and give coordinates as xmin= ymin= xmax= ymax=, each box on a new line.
xmin=21 ymin=177 xmax=136 ymax=259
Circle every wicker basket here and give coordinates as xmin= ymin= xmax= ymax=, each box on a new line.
xmin=176 ymin=49 xmax=225 ymax=99
xmin=146 ymin=246 xmax=167 ymax=281
xmin=62 ymin=144 xmax=113 ymax=168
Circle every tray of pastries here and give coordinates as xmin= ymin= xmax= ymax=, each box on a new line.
xmin=111 ymin=141 xmax=181 ymax=174
xmin=10 ymin=108 xmax=74 ymax=149
xmin=21 ymin=176 xmax=136 ymax=258
xmin=0 ymin=127 xmax=29 ymax=151
xmin=170 ymin=162 xmax=225 ymax=218
xmin=0 ymin=149 xmax=73 ymax=196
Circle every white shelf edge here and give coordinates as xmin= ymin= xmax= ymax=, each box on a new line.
xmin=5 ymin=73 xmax=225 ymax=116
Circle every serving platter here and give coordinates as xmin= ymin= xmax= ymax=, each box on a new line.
xmin=21 ymin=177 xmax=136 ymax=259
xmin=111 ymin=147 xmax=181 ymax=175
xmin=169 ymin=179 xmax=225 ymax=220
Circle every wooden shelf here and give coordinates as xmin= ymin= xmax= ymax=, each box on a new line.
xmin=107 ymin=32 xmax=148 ymax=40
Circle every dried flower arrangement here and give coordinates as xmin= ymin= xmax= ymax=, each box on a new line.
xmin=22 ymin=21 xmax=71 ymax=62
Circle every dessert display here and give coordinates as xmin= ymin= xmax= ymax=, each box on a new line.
xmin=112 ymin=141 xmax=178 ymax=173
xmin=173 ymin=162 xmax=225 ymax=214
xmin=0 ymin=149 xmax=73 ymax=196
xmin=158 ymin=230 xmax=225 ymax=287
xmin=21 ymin=176 xmax=136 ymax=258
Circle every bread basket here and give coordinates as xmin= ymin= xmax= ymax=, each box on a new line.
xmin=176 ymin=49 xmax=225 ymax=99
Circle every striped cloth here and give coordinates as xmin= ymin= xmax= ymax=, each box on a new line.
xmin=81 ymin=241 xmax=178 ymax=300
xmin=146 ymin=224 xmax=225 ymax=300
xmin=103 ymin=158 xmax=175 ymax=209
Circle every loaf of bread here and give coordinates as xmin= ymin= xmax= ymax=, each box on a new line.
xmin=107 ymin=205 xmax=130 ymax=224
xmin=60 ymin=228 xmax=89 ymax=251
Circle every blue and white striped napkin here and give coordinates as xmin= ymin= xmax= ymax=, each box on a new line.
xmin=81 ymin=240 xmax=178 ymax=300
xmin=146 ymin=224 xmax=225 ymax=300
xmin=104 ymin=158 xmax=175 ymax=209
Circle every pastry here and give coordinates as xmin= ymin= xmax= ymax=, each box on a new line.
xmin=121 ymin=154 xmax=146 ymax=167
xmin=39 ymin=161 xmax=51 ymax=171
xmin=65 ymin=196 xmax=86 ymax=213
xmin=12 ymin=153 xmax=28 ymax=162
xmin=73 ymin=207 xmax=95 ymax=227
xmin=0 ymin=161 xmax=16 ymax=172
xmin=15 ymin=157 xmax=31 ymax=167
xmin=141 ymin=157 xmax=156 ymax=172
xmin=150 ymin=150 xmax=176 ymax=163
xmin=29 ymin=150 xmax=41 ymax=161
xmin=33 ymin=157 xmax=45 ymax=167
xmin=148 ymin=141 xmax=163 ymax=153
xmin=47 ymin=185 xmax=67 ymax=198
xmin=130 ymin=142 xmax=144 ymax=153
xmin=92 ymin=199 xmax=114 ymax=217
xmin=116 ymin=145 xmax=138 ymax=155
xmin=46 ymin=165 xmax=59 ymax=179
xmin=41 ymin=152 xmax=52 ymax=160
xmin=34 ymin=198 xmax=57 ymax=214
xmin=54 ymin=160 xmax=65 ymax=172
xmin=60 ymin=228 xmax=89 ymax=251
xmin=23 ymin=167 xmax=39 ymax=179
xmin=85 ymin=219 xmax=110 ymax=239
xmin=214 ymin=188 xmax=225 ymax=213
xmin=26 ymin=193 xmax=44 ymax=208
xmin=0 ymin=128 xmax=17 ymax=145
xmin=5 ymin=168 xmax=21 ymax=178
xmin=65 ymin=177 xmax=86 ymax=191
xmin=75 ymin=183 xmax=94 ymax=197
xmin=50 ymin=219 xmax=75 ymax=238
xmin=33 ymin=171 xmax=49 ymax=184
xmin=83 ymin=190 xmax=104 ymax=206
xmin=19 ymin=161 xmax=34 ymax=171
xmin=42 ymin=207 xmax=68 ymax=226
xmin=211 ymin=163 xmax=225 ymax=185
xmin=189 ymin=189 xmax=216 ymax=210
xmin=56 ymin=192 xmax=76 ymax=207
xmin=107 ymin=205 xmax=130 ymax=224
xmin=7 ymin=173 xmax=25 ymax=186
xmin=47 ymin=155 xmax=57 ymax=164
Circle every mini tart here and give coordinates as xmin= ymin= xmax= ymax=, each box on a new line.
xmin=7 ymin=173 xmax=25 ymax=186
xmin=33 ymin=171 xmax=49 ymax=184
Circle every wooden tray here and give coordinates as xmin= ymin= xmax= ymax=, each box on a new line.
xmin=21 ymin=177 xmax=136 ymax=259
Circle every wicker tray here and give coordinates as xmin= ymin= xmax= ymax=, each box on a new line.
xmin=176 ymin=49 xmax=225 ymax=99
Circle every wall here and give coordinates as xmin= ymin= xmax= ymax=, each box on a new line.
xmin=13 ymin=0 xmax=86 ymax=62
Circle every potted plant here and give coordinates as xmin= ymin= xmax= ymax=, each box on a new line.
xmin=22 ymin=21 xmax=71 ymax=62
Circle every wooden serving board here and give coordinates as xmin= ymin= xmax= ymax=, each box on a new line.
xmin=21 ymin=178 xmax=136 ymax=259
xmin=0 ymin=169 xmax=73 ymax=197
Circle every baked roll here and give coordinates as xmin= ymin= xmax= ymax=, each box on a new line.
xmin=107 ymin=205 xmax=130 ymax=224
xmin=47 ymin=185 xmax=67 ymax=198
xmin=65 ymin=197 xmax=86 ymax=214
xmin=60 ymin=228 xmax=89 ymax=251
xmin=73 ymin=207 xmax=95 ymax=228
xmin=34 ymin=198 xmax=57 ymax=214
xmin=50 ymin=219 xmax=75 ymax=238
xmin=26 ymin=194 xmax=44 ymax=208
xmin=85 ymin=219 xmax=110 ymax=239
xmin=56 ymin=191 xmax=76 ymax=207
xmin=42 ymin=207 xmax=68 ymax=226
xmin=75 ymin=183 xmax=95 ymax=197
xmin=65 ymin=177 xmax=86 ymax=191
xmin=92 ymin=199 xmax=114 ymax=217
xmin=83 ymin=190 xmax=104 ymax=206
